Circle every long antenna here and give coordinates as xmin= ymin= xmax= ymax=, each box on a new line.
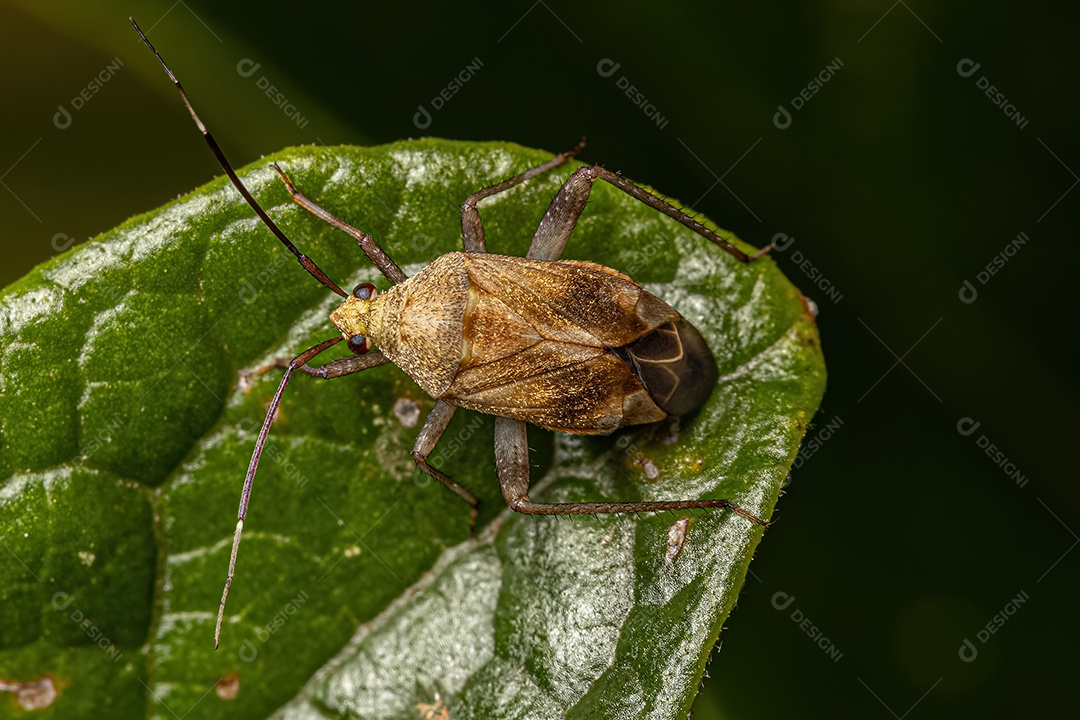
xmin=214 ymin=335 xmax=343 ymax=649
xmin=129 ymin=17 xmax=347 ymax=298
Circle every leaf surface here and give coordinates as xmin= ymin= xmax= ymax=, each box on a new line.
xmin=0 ymin=140 xmax=825 ymax=719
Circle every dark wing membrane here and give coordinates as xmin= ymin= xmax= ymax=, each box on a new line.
xmin=459 ymin=254 xmax=679 ymax=348
xmin=614 ymin=317 xmax=719 ymax=416
xmin=444 ymin=342 xmax=665 ymax=433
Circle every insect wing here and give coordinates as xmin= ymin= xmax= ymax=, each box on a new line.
xmin=460 ymin=254 xmax=678 ymax=346
xmin=443 ymin=254 xmax=675 ymax=432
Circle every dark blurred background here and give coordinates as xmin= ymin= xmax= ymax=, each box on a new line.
xmin=1 ymin=1 xmax=1076 ymax=717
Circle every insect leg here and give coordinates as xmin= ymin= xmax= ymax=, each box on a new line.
xmin=412 ymin=401 xmax=480 ymax=526
xmin=270 ymin=163 xmax=407 ymax=285
xmin=494 ymin=417 xmax=767 ymax=526
xmin=297 ymin=352 xmax=391 ymax=378
xmin=460 ymin=139 xmax=585 ymax=253
xmin=243 ymin=349 xmax=391 ymax=382
xmin=528 ymin=165 xmax=776 ymax=263
xmin=527 ymin=167 xmax=593 ymax=261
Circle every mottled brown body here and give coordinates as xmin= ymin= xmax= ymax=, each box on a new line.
xmin=133 ymin=18 xmax=771 ymax=651
xmin=330 ymin=251 xmax=717 ymax=434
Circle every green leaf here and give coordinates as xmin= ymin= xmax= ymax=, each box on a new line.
xmin=0 ymin=140 xmax=825 ymax=719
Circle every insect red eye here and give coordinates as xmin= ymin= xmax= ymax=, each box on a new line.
xmin=352 ymin=283 xmax=377 ymax=300
xmin=347 ymin=334 xmax=371 ymax=355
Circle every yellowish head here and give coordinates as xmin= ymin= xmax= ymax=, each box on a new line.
xmin=330 ymin=282 xmax=378 ymax=355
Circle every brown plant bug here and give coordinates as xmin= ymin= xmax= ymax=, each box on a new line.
xmin=131 ymin=18 xmax=776 ymax=649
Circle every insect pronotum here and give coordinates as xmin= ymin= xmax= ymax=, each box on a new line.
xmin=130 ymin=19 xmax=775 ymax=649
